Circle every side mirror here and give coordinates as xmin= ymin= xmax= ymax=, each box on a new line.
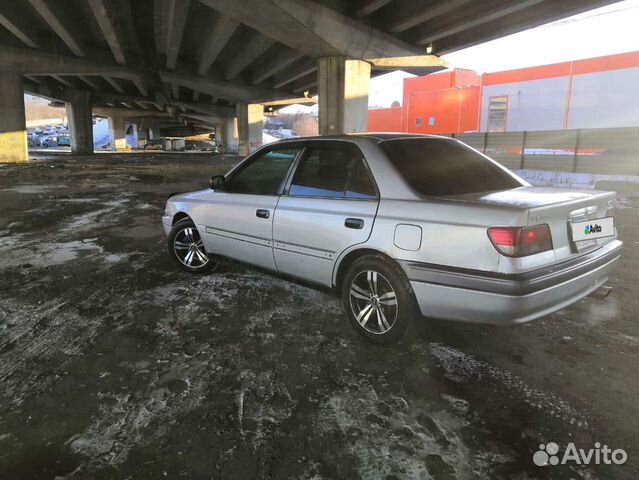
xmin=209 ymin=175 xmax=225 ymax=190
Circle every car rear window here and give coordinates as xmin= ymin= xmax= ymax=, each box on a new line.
xmin=380 ymin=138 xmax=524 ymax=196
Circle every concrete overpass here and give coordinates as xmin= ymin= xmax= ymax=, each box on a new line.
xmin=0 ymin=0 xmax=615 ymax=161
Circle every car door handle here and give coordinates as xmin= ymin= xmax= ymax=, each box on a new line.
xmin=345 ymin=218 xmax=364 ymax=229
xmin=256 ymin=209 xmax=270 ymax=219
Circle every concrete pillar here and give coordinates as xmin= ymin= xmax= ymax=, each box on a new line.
xmin=0 ymin=72 xmax=28 ymax=163
xmin=65 ymin=90 xmax=94 ymax=154
xmin=108 ymin=114 xmax=127 ymax=150
xmin=129 ymin=123 xmax=139 ymax=149
xmin=224 ymin=117 xmax=240 ymax=153
xmin=219 ymin=116 xmax=238 ymax=154
xmin=236 ymin=103 xmax=263 ymax=156
xmin=137 ymin=127 xmax=148 ymax=148
xmin=317 ymin=56 xmax=371 ymax=135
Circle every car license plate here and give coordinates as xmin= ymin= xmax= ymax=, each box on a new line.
xmin=571 ymin=217 xmax=615 ymax=242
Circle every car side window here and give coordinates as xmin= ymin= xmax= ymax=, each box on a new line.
xmin=288 ymin=146 xmax=377 ymax=199
xmin=224 ymin=148 xmax=299 ymax=195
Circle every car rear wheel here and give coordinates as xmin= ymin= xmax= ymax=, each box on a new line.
xmin=342 ymin=254 xmax=419 ymax=344
xmin=167 ymin=218 xmax=215 ymax=273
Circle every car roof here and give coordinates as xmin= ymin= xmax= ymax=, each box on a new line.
xmin=269 ymin=132 xmax=453 ymax=145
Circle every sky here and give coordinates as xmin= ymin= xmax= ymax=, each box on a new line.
xmin=367 ymin=0 xmax=639 ymax=109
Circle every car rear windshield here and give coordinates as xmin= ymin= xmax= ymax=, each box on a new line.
xmin=380 ymin=138 xmax=524 ymax=196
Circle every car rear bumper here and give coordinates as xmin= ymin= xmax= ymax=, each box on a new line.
xmin=401 ymin=240 xmax=622 ymax=325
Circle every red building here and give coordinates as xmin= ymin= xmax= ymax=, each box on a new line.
xmin=368 ymin=51 xmax=639 ymax=134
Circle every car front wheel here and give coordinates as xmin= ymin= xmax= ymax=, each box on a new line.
xmin=342 ymin=254 xmax=419 ymax=344
xmin=167 ymin=218 xmax=214 ymax=273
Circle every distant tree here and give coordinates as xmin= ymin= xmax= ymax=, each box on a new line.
xmin=292 ymin=116 xmax=318 ymax=137
xmin=391 ymin=100 xmax=401 ymax=108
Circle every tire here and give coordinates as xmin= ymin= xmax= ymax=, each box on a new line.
xmin=341 ymin=254 xmax=419 ymax=344
xmin=167 ymin=218 xmax=215 ymax=274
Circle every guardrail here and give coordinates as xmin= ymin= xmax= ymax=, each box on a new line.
xmin=452 ymin=127 xmax=639 ymax=176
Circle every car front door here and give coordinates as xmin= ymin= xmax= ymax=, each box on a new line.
xmin=198 ymin=146 xmax=300 ymax=271
xmin=273 ymin=141 xmax=379 ymax=286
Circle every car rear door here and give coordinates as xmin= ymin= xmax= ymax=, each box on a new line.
xmin=199 ymin=146 xmax=300 ymax=271
xmin=273 ymin=141 xmax=379 ymax=286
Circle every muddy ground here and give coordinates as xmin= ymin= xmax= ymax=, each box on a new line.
xmin=0 ymin=152 xmax=637 ymax=480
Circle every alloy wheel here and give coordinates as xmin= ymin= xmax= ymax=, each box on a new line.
xmin=349 ymin=270 xmax=398 ymax=335
xmin=173 ymin=227 xmax=209 ymax=268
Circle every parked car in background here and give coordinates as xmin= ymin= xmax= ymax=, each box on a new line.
xmin=143 ymin=140 xmax=163 ymax=150
xmin=162 ymin=134 xmax=622 ymax=344
xmin=40 ymin=135 xmax=70 ymax=148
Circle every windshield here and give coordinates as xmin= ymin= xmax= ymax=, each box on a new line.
xmin=380 ymin=138 xmax=525 ymax=196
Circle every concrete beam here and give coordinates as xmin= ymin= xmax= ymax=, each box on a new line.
xmin=1 ymin=46 xmax=142 ymax=78
xmin=27 ymin=0 xmax=85 ymax=56
xmin=292 ymin=79 xmax=318 ymax=94
xmin=78 ymin=75 xmax=102 ymax=90
xmin=94 ymin=107 xmax=169 ymax=118
xmin=65 ymin=90 xmax=94 ymax=154
xmin=23 ymin=80 xmax=68 ymax=103
xmin=160 ymin=71 xmax=294 ymax=103
xmin=0 ymin=7 xmax=40 ymax=47
xmin=224 ymin=32 xmax=275 ymax=80
xmin=366 ymin=55 xmax=448 ymax=75
xmin=172 ymin=101 xmax=235 ymax=117
xmin=414 ymin=0 xmax=544 ymax=45
xmin=180 ymin=113 xmax=224 ymax=125
xmin=0 ymin=73 xmax=28 ymax=163
xmin=250 ymin=49 xmax=303 ymax=85
xmin=103 ymin=76 xmax=125 ymax=94
xmin=88 ymin=0 xmax=127 ymax=64
xmin=133 ymin=79 xmax=149 ymax=96
xmin=355 ymin=0 xmax=392 ymax=18
xmin=262 ymin=97 xmax=317 ymax=107
xmin=94 ymin=91 xmax=160 ymax=107
xmin=165 ymin=0 xmax=191 ymax=70
xmin=197 ymin=13 xmax=239 ymax=75
xmin=153 ymin=0 xmax=169 ymax=56
xmin=272 ymin=62 xmax=317 ymax=89
xmin=389 ymin=0 xmax=473 ymax=33
xmin=25 ymin=75 xmax=44 ymax=85
xmin=52 ymin=75 xmax=75 ymax=88
xmin=198 ymin=0 xmax=421 ymax=59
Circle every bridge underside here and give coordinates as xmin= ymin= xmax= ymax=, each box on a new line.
xmin=0 ymin=0 xmax=615 ymax=161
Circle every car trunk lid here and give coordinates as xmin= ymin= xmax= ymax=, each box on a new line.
xmin=444 ymin=186 xmax=616 ymax=262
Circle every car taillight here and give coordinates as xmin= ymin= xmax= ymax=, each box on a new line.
xmin=487 ymin=224 xmax=553 ymax=257
xmin=605 ymin=200 xmax=615 ymax=219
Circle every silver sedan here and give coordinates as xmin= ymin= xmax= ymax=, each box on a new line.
xmin=163 ymin=134 xmax=622 ymax=343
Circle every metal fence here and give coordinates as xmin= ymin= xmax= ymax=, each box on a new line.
xmin=452 ymin=127 xmax=639 ymax=176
